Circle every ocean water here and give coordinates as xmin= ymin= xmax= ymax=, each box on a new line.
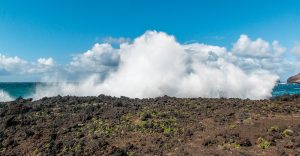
xmin=0 ymin=82 xmax=300 ymax=101
xmin=0 ymin=83 xmax=39 ymax=101
xmin=271 ymin=83 xmax=300 ymax=97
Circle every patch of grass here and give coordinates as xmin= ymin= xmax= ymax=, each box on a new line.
xmin=84 ymin=118 xmax=117 ymax=136
xmin=258 ymin=137 xmax=270 ymax=149
xmin=59 ymin=143 xmax=82 ymax=154
xmin=121 ymin=113 xmax=134 ymax=121
xmin=122 ymin=108 xmax=183 ymax=135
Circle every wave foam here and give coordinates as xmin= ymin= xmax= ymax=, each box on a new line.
xmin=0 ymin=90 xmax=14 ymax=102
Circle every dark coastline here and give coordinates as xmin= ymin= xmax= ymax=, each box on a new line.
xmin=0 ymin=95 xmax=300 ymax=155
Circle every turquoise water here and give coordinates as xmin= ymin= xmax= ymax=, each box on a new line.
xmin=271 ymin=83 xmax=300 ymax=97
xmin=0 ymin=82 xmax=300 ymax=101
xmin=0 ymin=82 xmax=39 ymax=99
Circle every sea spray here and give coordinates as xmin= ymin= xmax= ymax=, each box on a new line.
xmin=0 ymin=90 xmax=14 ymax=102
xmin=30 ymin=31 xmax=278 ymax=100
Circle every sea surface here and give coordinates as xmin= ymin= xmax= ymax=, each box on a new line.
xmin=0 ymin=82 xmax=300 ymax=101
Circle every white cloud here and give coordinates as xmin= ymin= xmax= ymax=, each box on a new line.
xmin=292 ymin=42 xmax=300 ymax=57
xmin=0 ymin=54 xmax=28 ymax=74
xmin=0 ymin=54 xmax=56 ymax=76
xmin=102 ymin=37 xmax=130 ymax=45
xmin=68 ymin=43 xmax=119 ymax=76
xmin=272 ymin=40 xmax=286 ymax=56
xmin=0 ymin=54 xmax=27 ymax=66
xmin=229 ymin=34 xmax=297 ymax=80
xmin=232 ymin=34 xmax=285 ymax=58
xmin=37 ymin=57 xmax=54 ymax=66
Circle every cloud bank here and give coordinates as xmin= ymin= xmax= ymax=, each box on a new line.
xmin=0 ymin=54 xmax=55 ymax=75
xmin=1 ymin=31 xmax=300 ymax=101
xmin=232 ymin=34 xmax=285 ymax=58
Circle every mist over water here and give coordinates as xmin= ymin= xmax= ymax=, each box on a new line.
xmin=28 ymin=31 xmax=278 ymax=100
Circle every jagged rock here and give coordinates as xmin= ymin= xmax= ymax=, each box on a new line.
xmin=287 ymin=73 xmax=300 ymax=83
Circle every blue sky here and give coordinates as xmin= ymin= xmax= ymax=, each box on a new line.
xmin=1 ymin=0 xmax=300 ymax=62
xmin=0 ymin=0 xmax=300 ymax=81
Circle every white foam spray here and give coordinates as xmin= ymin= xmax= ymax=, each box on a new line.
xmin=0 ymin=90 xmax=14 ymax=102
xmin=31 ymin=31 xmax=278 ymax=100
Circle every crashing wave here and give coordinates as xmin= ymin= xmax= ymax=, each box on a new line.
xmin=31 ymin=31 xmax=278 ymax=100
xmin=0 ymin=90 xmax=14 ymax=102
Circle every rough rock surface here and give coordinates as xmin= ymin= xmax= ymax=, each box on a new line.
xmin=0 ymin=95 xmax=300 ymax=155
xmin=287 ymin=73 xmax=300 ymax=83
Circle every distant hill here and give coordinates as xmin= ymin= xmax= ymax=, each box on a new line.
xmin=287 ymin=73 xmax=300 ymax=83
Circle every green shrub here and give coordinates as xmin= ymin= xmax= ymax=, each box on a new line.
xmin=258 ymin=137 xmax=270 ymax=149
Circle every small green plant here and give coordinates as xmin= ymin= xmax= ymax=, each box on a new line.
xmin=126 ymin=151 xmax=135 ymax=156
xmin=282 ymin=129 xmax=293 ymax=137
xmin=222 ymin=143 xmax=241 ymax=149
xmin=163 ymin=126 xmax=172 ymax=134
xmin=243 ymin=117 xmax=252 ymax=124
xmin=268 ymin=125 xmax=279 ymax=133
xmin=258 ymin=137 xmax=270 ymax=149
xmin=233 ymin=143 xmax=241 ymax=149
xmin=74 ymin=143 xmax=81 ymax=152
xmin=229 ymin=124 xmax=236 ymax=129
xmin=32 ymin=149 xmax=42 ymax=156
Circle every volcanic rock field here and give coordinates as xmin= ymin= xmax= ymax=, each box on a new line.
xmin=0 ymin=95 xmax=300 ymax=155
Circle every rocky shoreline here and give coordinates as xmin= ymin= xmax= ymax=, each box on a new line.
xmin=0 ymin=95 xmax=300 ymax=155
